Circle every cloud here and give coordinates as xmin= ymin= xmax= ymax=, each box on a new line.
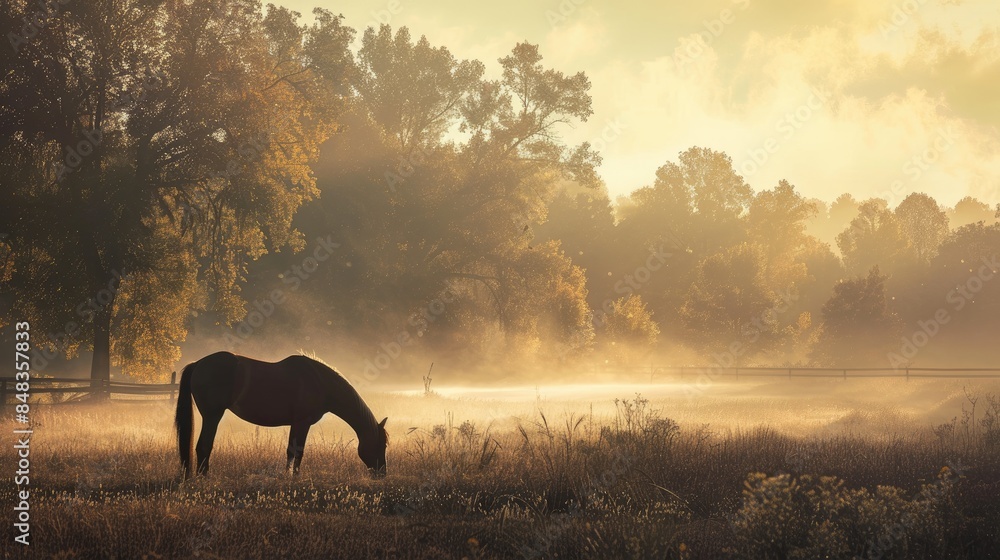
xmin=276 ymin=0 xmax=1000 ymax=205
xmin=542 ymin=8 xmax=609 ymax=66
xmin=851 ymin=27 xmax=1000 ymax=129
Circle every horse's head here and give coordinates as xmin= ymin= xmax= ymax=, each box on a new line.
xmin=359 ymin=417 xmax=388 ymax=478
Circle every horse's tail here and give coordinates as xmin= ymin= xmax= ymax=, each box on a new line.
xmin=175 ymin=362 xmax=196 ymax=479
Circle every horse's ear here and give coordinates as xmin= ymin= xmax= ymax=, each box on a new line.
xmin=378 ymin=417 xmax=387 ymax=428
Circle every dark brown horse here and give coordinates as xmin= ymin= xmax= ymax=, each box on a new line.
xmin=174 ymin=351 xmax=388 ymax=478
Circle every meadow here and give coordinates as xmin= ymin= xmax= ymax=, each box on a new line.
xmin=2 ymin=378 xmax=999 ymax=559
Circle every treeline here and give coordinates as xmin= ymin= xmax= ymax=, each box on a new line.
xmin=1 ymin=2 xmax=998 ymax=383
xmin=541 ymin=173 xmax=1000 ymax=369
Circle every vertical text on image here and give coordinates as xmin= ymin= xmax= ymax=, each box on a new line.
xmin=13 ymin=321 xmax=33 ymax=546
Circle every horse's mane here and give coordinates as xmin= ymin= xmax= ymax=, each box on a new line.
xmin=295 ymin=350 xmax=388 ymax=444
xmin=296 ymin=349 xmax=337 ymax=371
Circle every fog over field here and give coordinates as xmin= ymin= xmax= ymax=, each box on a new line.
xmin=2 ymin=0 xmax=1000 ymax=558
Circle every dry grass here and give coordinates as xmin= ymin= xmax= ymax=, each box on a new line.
xmin=2 ymin=387 xmax=999 ymax=559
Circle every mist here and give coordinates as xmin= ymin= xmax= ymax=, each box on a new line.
xmin=3 ymin=1 xmax=1000 ymax=557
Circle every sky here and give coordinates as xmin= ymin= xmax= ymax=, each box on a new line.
xmin=276 ymin=0 xmax=1000 ymax=208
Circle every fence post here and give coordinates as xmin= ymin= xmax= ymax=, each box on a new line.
xmin=1 ymin=379 xmax=6 ymax=409
xmin=170 ymin=371 xmax=177 ymax=403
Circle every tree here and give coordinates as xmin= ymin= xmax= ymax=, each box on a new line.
xmin=746 ymin=180 xmax=818 ymax=289
xmin=620 ymin=147 xmax=751 ymax=254
xmin=618 ymin=146 xmax=752 ymax=249
xmin=829 ymin=194 xmax=860 ymax=229
xmin=494 ymin=241 xmax=594 ymax=361
xmin=534 ymin=183 xmax=618 ymax=309
xmin=601 ymin=295 xmax=659 ymax=364
xmin=617 ymin=159 xmax=695 ymax=246
xmin=837 ymin=199 xmax=907 ymax=277
xmin=811 ymin=267 xmax=902 ymax=367
xmin=895 ymin=222 xmax=1000 ymax=366
xmin=354 ymin=25 xmax=484 ymax=151
xmin=614 ymin=147 xmax=750 ymax=334
xmin=948 ymin=196 xmax=996 ymax=230
xmin=0 ymin=1 xmax=352 ymax=383
xmin=679 ymin=243 xmax=780 ymax=362
xmin=792 ymin=238 xmax=845 ymax=328
xmin=895 ymin=193 xmax=949 ymax=264
xmin=302 ymin=31 xmax=600 ymax=364
xmin=807 ymin=193 xmax=860 ymax=252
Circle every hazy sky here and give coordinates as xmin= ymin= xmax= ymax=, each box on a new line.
xmin=277 ymin=0 xmax=1000 ymax=207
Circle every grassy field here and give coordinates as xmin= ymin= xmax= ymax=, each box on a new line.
xmin=2 ymin=379 xmax=999 ymax=559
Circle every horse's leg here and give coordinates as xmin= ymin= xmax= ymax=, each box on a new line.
xmin=196 ymin=410 xmax=225 ymax=476
xmin=286 ymin=423 xmax=311 ymax=475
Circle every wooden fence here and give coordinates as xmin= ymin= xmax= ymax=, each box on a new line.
xmin=633 ymin=366 xmax=1000 ymax=382
xmin=0 ymin=371 xmax=178 ymax=407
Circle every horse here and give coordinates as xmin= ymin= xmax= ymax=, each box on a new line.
xmin=174 ymin=351 xmax=388 ymax=479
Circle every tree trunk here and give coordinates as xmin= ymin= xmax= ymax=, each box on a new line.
xmin=88 ymin=272 xmax=120 ymax=399
xmin=89 ymin=306 xmax=111 ymax=397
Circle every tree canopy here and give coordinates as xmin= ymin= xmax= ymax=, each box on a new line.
xmin=2 ymin=5 xmax=998 ymax=382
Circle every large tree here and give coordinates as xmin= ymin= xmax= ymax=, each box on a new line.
xmin=614 ymin=147 xmax=751 ymax=337
xmin=895 ymin=192 xmax=949 ymax=264
xmin=620 ymin=147 xmax=751 ymax=255
xmin=895 ymin=222 xmax=1000 ymax=365
xmin=836 ymin=199 xmax=907 ymax=277
xmin=0 ymin=1 xmax=352 ymax=384
xmin=302 ymin=28 xmax=600 ymax=363
xmin=806 ymin=193 xmax=860 ymax=251
xmin=746 ymin=180 xmax=817 ymax=289
xmin=811 ymin=267 xmax=902 ymax=367
xmin=948 ymin=196 xmax=996 ymax=230
xmin=601 ymin=295 xmax=659 ymax=364
xmin=534 ymin=183 xmax=618 ymax=309
xmin=679 ymin=243 xmax=780 ymax=363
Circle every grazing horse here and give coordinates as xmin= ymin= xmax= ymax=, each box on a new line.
xmin=174 ymin=351 xmax=388 ymax=479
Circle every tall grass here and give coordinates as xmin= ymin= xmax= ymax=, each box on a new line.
xmin=1 ymin=392 xmax=998 ymax=559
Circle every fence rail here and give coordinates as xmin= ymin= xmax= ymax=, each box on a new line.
xmin=634 ymin=366 xmax=1000 ymax=382
xmin=2 ymin=367 xmax=999 ymax=406
xmin=0 ymin=372 xmax=178 ymax=407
